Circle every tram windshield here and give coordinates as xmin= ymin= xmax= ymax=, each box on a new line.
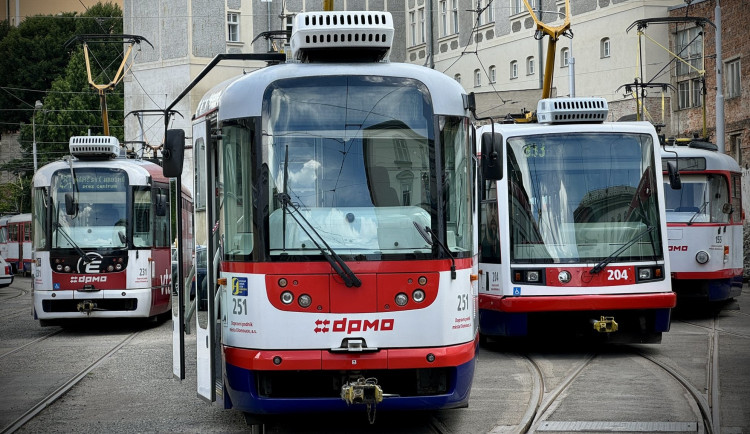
xmin=663 ymin=174 xmax=730 ymax=224
xmin=220 ymin=76 xmax=473 ymax=261
xmin=50 ymin=168 xmax=128 ymax=249
xmin=506 ymin=132 xmax=662 ymax=263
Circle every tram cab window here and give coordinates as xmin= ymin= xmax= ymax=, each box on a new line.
xmin=33 ymin=187 xmax=48 ymax=250
xmin=663 ymin=174 xmax=730 ymax=223
xmin=222 ymin=123 xmax=254 ymax=261
xmin=133 ymin=188 xmax=153 ymax=247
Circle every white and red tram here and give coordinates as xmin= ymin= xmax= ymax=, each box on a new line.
xmin=172 ymin=11 xmax=479 ymax=422
xmin=0 ymin=213 xmax=32 ymax=275
xmin=476 ymin=98 xmax=676 ymax=343
xmin=31 ymin=136 xmax=188 ymax=325
xmin=661 ymin=141 xmax=744 ymax=302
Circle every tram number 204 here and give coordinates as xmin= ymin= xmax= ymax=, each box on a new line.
xmin=607 ymin=269 xmax=629 ymax=281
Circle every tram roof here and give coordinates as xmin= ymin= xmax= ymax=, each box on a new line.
xmin=661 ymin=145 xmax=741 ymax=172
xmin=194 ymin=62 xmax=468 ymax=121
xmin=477 ymin=120 xmax=661 ymax=137
xmin=33 ymin=157 xmax=166 ymax=188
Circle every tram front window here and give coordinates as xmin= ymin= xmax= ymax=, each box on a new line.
xmin=663 ymin=174 xmax=730 ymax=223
xmin=50 ymin=168 xmax=128 ymax=249
xmin=506 ymin=132 xmax=662 ymax=263
xmin=251 ymin=76 xmax=471 ymax=261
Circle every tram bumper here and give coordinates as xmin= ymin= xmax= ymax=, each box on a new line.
xmin=221 ymin=339 xmax=477 ymax=416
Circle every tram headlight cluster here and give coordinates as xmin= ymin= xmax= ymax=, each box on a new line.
xmin=635 ymin=265 xmax=664 ymax=282
xmin=280 ymin=290 xmax=312 ymax=308
xmin=512 ymin=269 xmax=545 ymax=284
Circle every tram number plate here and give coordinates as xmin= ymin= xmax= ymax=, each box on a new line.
xmin=606 ymin=267 xmax=630 ymax=282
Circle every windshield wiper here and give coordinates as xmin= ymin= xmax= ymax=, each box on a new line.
xmin=53 ymin=222 xmax=91 ymax=264
xmin=589 ymin=225 xmax=655 ymax=275
xmin=413 ymin=221 xmax=456 ymax=279
xmin=687 ymin=201 xmax=708 ymax=226
xmin=276 ymin=193 xmax=361 ymax=288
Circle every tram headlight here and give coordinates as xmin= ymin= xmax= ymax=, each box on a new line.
xmin=526 ymin=270 xmax=540 ymax=282
xmin=695 ymin=250 xmax=710 ymax=264
xmin=638 ymin=268 xmax=652 ymax=280
xmin=418 ymin=276 xmax=427 ymax=286
xmin=64 ymin=265 xmax=71 ymax=272
xmin=115 ymin=263 xmax=122 ymax=270
xmin=412 ymin=289 xmax=426 ymax=303
xmin=395 ymin=292 xmax=408 ymax=306
xmin=107 ymin=265 xmax=114 ymax=272
xmin=280 ymin=291 xmax=294 ymax=304
xmin=298 ymin=294 xmax=312 ymax=308
xmin=56 ymin=264 xmax=63 ymax=271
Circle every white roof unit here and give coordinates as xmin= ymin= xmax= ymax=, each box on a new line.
xmin=536 ymin=97 xmax=608 ymax=124
xmin=290 ymin=11 xmax=394 ymax=62
xmin=69 ymin=136 xmax=121 ymax=159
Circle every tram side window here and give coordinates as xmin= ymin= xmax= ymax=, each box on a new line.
xmin=480 ymin=182 xmax=501 ymax=263
xmin=33 ymin=188 xmax=48 ymax=250
xmin=708 ymin=175 xmax=730 ymax=223
xmin=153 ymin=187 xmax=170 ymax=247
xmin=732 ymin=174 xmax=743 ymax=223
xmin=9 ymin=224 xmax=17 ymax=242
xmin=133 ymin=187 xmax=153 ymax=247
xmin=222 ymin=124 xmax=254 ymax=260
xmin=440 ymin=116 xmax=472 ymax=253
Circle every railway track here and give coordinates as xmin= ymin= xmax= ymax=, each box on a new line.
xmin=0 ymin=331 xmax=140 ymax=434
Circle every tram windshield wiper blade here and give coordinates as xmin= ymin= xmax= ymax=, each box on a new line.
xmin=589 ymin=225 xmax=655 ymax=275
xmin=687 ymin=201 xmax=708 ymax=226
xmin=53 ymin=222 xmax=91 ymax=263
xmin=275 ymin=193 xmax=361 ymax=288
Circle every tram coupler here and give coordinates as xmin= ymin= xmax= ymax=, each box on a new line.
xmin=592 ymin=316 xmax=618 ymax=333
xmin=77 ymin=300 xmax=97 ymax=315
xmin=341 ymin=378 xmax=384 ymax=424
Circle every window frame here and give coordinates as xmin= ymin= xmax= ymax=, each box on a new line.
xmin=726 ymin=58 xmax=741 ymax=98
xmin=600 ymin=37 xmax=610 ymax=58
xmin=227 ymin=11 xmax=240 ymax=43
xmin=510 ymin=60 xmax=518 ymax=79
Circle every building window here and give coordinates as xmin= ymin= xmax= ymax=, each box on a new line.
xmin=489 ymin=65 xmax=496 ymax=83
xmin=675 ymin=27 xmax=702 ymax=76
xmin=487 ymin=1 xmax=495 ymax=22
xmin=726 ymin=58 xmax=741 ymax=98
xmin=677 ymin=80 xmax=690 ymax=109
xmin=227 ymin=12 xmax=240 ymax=42
xmin=474 ymin=69 xmax=481 ymax=87
xmin=729 ymin=133 xmax=742 ymax=166
xmin=512 ymin=0 xmax=523 ymax=15
xmin=452 ymin=0 xmax=459 ymax=34
xmin=526 ymin=56 xmax=534 ymax=75
xmin=691 ymin=78 xmax=702 ymax=107
xmin=477 ymin=0 xmax=484 ymax=26
xmin=560 ymin=47 xmax=569 ymax=67
xmin=419 ymin=8 xmax=426 ymax=44
xmin=510 ymin=60 xmax=518 ymax=79
xmin=440 ymin=1 xmax=448 ymax=37
xmin=410 ymin=11 xmax=417 ymax=45
xmin=600 ymin=37 xmax=610 ymax=58
xmin=454 ymin=73 xmax=461 ymax=84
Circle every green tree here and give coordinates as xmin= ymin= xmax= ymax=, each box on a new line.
xmin=0 ymin=2 xmax=125 ymax=214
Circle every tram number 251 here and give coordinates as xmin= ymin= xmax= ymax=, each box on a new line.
xmin=232 ymin=298 xmax=247 ymax=315
xmin=457 ymin=294 xmax=469 ymax=311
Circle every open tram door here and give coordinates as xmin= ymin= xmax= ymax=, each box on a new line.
xmin=193 ymin=115 xmax=224 ymax=404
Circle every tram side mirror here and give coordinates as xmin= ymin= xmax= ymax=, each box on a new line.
xmin=722 ymin=203 xmax=733 ymax=214
xmin=481 ymin=132 xmax=503 ymax=181
xmin=64 ymin=193 xmax=77 ymax=216
xmin=666 ymin=161 xmax=681 ymax=190
xmin=155 ymin=194 xmax=167 ymax=217
xmin=163 ymin=129 xmax=185 ymax=178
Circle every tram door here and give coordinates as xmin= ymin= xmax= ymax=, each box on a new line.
xmin=194 ymin=117 xmax=221 ymax=402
